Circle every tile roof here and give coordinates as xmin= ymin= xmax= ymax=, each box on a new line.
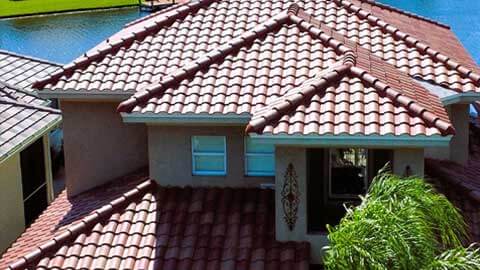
xmin=1 ymin=173 xmax=309 ymax=270
xmin=0 ymin=87 xmax=61 ymax=161
xmin=0 ymin=82 xmax=45 ymax=106
xmin=116 ymin=6 xmax=453 ymax=138
xmin=33 ymin=0 xmax=480 ymax=95
xmin=425 ymin=134 xmax=480 ymax=242
xmin=0 ymin=50 xmax=61 ymax=90
xmin=0 ymin=50 xmax=61 ymax=161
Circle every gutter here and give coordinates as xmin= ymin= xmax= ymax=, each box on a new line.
xmin=441 ymin=92 xmax=480 ymax=106
xmin=122 ymin=112 xmax=251 ymax=125
xmin=249 ymin=134 xmax=452 ymax=148
xmin=38 ymin=90 xmax=132 ymax=101
xmin=0 ymin=115 xmax=62 ymax=165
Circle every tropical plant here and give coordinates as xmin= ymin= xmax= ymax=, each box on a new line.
xmin=323 ymin=170 xmax=480 ymax=270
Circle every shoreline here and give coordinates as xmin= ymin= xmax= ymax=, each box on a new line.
xmin=0 ymin=5 xmax=140 ymax=20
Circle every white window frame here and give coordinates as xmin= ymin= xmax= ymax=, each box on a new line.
xmin=244 ymin=138 xmax=275 ymax=176
xmin=191 ymin=136 xmax=227 ymax=176
xmin=328 ymin=148 xmax=368 ymax=199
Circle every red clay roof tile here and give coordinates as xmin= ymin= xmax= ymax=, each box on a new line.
xmin=1 ymin=172 xmax=309 ymax=270
xmin=32 ymin=0 xmax=480 ymax=96
xmin=116 ymin=6 xmax=452 ymax=138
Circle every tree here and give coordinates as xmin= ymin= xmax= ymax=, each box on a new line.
xmin=323 ymin=171 xmax=480 ymax=270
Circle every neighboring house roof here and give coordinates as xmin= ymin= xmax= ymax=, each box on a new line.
xmin=0 ymin=81 xmax=45 ymax=106
xmin=0 ymin=50 xmax=61 ymax=90
xmin=0 ymin=50 xmax=62 ymax=161
xmin=0 ymin=83 xmax=61 ymax=162
xmin=425 ymin=136 xmax=480 ymax=242
xmin=0 ymin=172 xmax=309 ymax=270
xmin=33 ymin=0 xmax=480 ymax=96
xmin=116 ymin=7 xmax=453 ymax=139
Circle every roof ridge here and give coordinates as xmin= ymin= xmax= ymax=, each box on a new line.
xmin=32 ymin=0 xmax=219 ymax=90
xmin=354 ymin=0 xmax=450 ymax=29
xmin=125 ymin=0 xmax=194 ymax=28
xmin=0 ymin=95 xmax=60 ymax=114
xmin=117 ymin=11 xmax=293 ymax=113
xmin=246 ymin=64 xmax=351 ymax=133
xmin=7 ymin=179 xmax=155 ymax=270
xmin=0 ymin=49 xmax=62 ymax=67
xmin=117 ymin=4 xmax=357 ymax=113
xmin=0 ymin=81 xmax=45 ymax=103
xmin=349 ymin=66 xmax=455 ymax=136
xmin=333 ymin=0 xmax=480 ymax=89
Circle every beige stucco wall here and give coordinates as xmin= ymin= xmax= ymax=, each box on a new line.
xmin=0 ymin=154 xmax=25 ymax=253
xmin=61 ymin=101 xmax=148 ymax=196
xmin=448 ymin=104 xmax=470 ymax=165
xmin=393 ymin=148 xmax=425 ymax=177
xmin=425 ymin=104 xmax=469 ymax=164
xmin=148 ymin=125 xmax=274 ymax=187
xmin=274 ymin=147 xmax=328 ymax=264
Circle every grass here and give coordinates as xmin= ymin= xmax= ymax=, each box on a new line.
xmin=0 ymin=0 xmax=139 ymax=17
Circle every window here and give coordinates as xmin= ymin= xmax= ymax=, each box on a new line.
xmin=307 ymin=148 xmax=392 ymax=232
xmin=191 ymin=136 xmax=226 ymax=175
xmin=20 ymin=139 xmax=48 ymax=226
xmin=329 ymin=148 xmax=367 ymax=199
xmin=245 ymin=138 xmax=275 ymax=176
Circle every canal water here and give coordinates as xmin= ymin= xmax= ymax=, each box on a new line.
xmin=0 ymin=2 xmax=478 ymax=64
xmin=0 ymin=8 xmax=147 ymax=63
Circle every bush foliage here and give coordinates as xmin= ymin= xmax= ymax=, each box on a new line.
xmin=323 ymin=170 xmax=480 ymax=270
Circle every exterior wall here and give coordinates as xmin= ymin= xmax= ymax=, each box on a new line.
xmin=0 ymin=154 xmax=25 ymax=253
xmin=148 ymin=125 xmax=274 ymax=187
xmin=393 ymin=148 xmax=425 ymax=177
xmin=426 ymin=104 xmax=469 ymax=164
xmin=448 ymin=104 xmax=470 ymax=165
xmin=275 ymin=147 xmax=327 ymax=264
xmin=61 ymin=101 xmax=148 ymax=196
xmin=274 ymin=147 xmax=426 ymax=264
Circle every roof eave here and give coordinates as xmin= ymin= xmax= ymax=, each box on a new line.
xmin=0 ymin=115 xmax=62 ymax=164
xmin=121 ymin=112 xmax=251 ymax=125
xmin=38 ymin=90 xmax=133 ymax=101
xmin=248 ymin=134 xmax=452 ymax=148
xmin=441 ymin=92 xmax=480 ymax=105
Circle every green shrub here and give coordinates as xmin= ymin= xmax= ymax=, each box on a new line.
xmin=323 ymin=171 xmax=479 ymax=270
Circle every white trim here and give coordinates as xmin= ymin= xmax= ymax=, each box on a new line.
xmin=441 ymin=92 xmax=480 ymax=105
xmin=0 ymin=115 xmax=62 ymax=164
xmin=248 ymin=134 xmax=452 ymax=147
xmin=123 ymin=112 xmax=251 ymax=125
xmin=38 ymin=90 xmax=132 ymax=100
xmin=244 ymin=137 xmax=275 ymax=176
xmin=191 ymin=136 xmax=227 ymax=176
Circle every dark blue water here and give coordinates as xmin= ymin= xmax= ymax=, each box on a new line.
xmin=0 ymin=2 xmax=478 ymax=64
xmin=379 ymin=0 xmax=480 ymax=64
xmin=0 ymin=8 xmax=147 ymax=64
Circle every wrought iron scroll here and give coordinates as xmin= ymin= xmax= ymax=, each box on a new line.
xmin=281 ymin=163 xmax=300 ymax=231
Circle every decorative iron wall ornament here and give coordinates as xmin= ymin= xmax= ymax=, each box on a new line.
xmin=281 ymin=163 xmax=300 ymax=231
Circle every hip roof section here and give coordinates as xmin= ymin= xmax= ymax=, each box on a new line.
xmin=116 ymin=6 xmax=453 ymax=138
xmin=32 ymin=0 xmax=480 ymax=95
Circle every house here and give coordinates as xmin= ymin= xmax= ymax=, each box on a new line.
xmin=0 ymin=50 xmax=62 ymax=253
xmin=2 ymin=0 xmax=480 ymax=268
